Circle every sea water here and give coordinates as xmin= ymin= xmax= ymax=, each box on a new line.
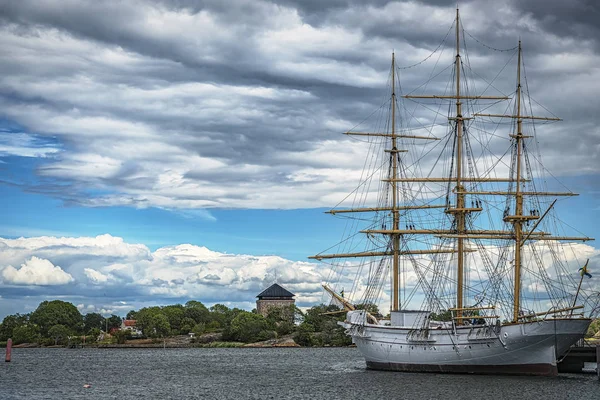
xmin=0 ymin=347 xmax=597 ymax=399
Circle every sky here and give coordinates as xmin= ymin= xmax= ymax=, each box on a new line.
xmin=0 ymin=0 xmax=598 ymax=319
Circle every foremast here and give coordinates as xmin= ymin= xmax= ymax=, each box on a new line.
xmin=391 ymin=52 xmax=400 ymax=311
xmin=309 ymin=53 xmax=443 ymax=311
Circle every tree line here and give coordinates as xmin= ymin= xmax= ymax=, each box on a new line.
xmin=0 ymin=299 xmax=354 ymax=346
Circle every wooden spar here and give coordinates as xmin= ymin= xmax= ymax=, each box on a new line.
xmin=445 ymin=207 xmax=483 ymax=213
xmin=520 ymin=199 xmax=557 ymax=245
xmin=571 ymin=259 xmax=590 ymax=314
xmin=326 ymin=205 xmax=446 ymax=214
xmin=362 ymin=228 xmax=548 ymax=235
xmin=517 ymin=305 xmax=584 ymax=319
xmin=457 ymin=191 xmax=578 ymax=196
xmin=474 ymin=113 xmax=561 ymax=121
xmin=437 ymin=234 xmax=593 ymax=241
xmin=322 ymin=284 xmax=379 ymax=324
xmin=309 ymin=248 xmax=476 ymax=260
xmin=504 ymin=215 xmax=539 ymax=221
xmin=391 ymin=52 xmax=400 ymax=311
xmin=449 ymin=306 xmax=495 ymax=311
xmin=320 ymin=310 xmax=347 ymax=316
xmin=323 ymin=284 xmax=355 ymax=311
xmin=344 ymin=132 xmax=439 ymax=140
xmin=383 ymin=178 xmax=530 ymax=183
xmin=403 ymin=95 xmax=509 ymax=100
xmin=513 ymin=40 xmax=524 ymax=323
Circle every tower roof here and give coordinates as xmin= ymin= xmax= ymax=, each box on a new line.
xmin=256 ymin=283 xmax=295 ymax=299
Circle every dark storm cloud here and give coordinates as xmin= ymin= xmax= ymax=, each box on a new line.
xmin=0 ymin=0 xmax=598 ymax=209
xmin=513 ymin=0 xmax=600 ymax=42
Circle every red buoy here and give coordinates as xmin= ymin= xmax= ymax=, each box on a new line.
xmin=5 ymin=338 xmax=11 ymax=362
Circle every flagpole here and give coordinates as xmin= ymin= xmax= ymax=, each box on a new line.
xmin=571 ymin=259 xmax=589 ymax=314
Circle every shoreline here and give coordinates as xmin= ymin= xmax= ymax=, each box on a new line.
xmin=10 ymin=343 xmax=347 ymax=349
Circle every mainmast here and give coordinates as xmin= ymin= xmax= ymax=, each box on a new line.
xmin=454 ymin=8 xmax=466 ymax=321
xmin=512 ymin=41 xmax=524 ymax=322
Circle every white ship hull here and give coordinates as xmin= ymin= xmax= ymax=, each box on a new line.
xmin=343 ymin=311 xmax=591 ymax=376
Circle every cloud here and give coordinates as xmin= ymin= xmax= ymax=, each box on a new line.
xmin=0 ymin=234 xmax=328 ymax=316
xmin=1 ymin=256 xmax=74 ymax=286
xmin=84 ymin=268 xmax=110 ymax=284
xmin=0 ymin=0 xmax=596 ymax=211
xmin=0 ymin=233 xmax=597 ymax=320
xmin=0 ymin=131 xmax=61 ymax=158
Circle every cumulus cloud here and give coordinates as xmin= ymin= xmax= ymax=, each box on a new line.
xmin=84 ymin=268 xmax=111 ymax=284
xmin=1 ymin=256 xmax=74 ymax=286
xmin=0 ymin=233 xmax=597 ymax=319
xmin=0 ymin=234 xmax=328 ymax=316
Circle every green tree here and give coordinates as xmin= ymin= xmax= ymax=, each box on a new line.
xmin=209 ymin=304 xmax=230 ymax=327
xmin=12 ymin=324 xmax=40 ymax=345
xmin=184 ymin=301 xmax=210 ymax=324
xmin=87 ymin=328 xmax=101 ymax=341
xmin=225 ymin=311 xmax=272 ymax=343
xmin=205 ymin=320 xmax=221 ymax=332
xmin=430 ymin=310 xmax=453 ymax=321
xmin=180 ymin=317 xmax=197 ymax=334
xmin=126 ymin=310 xmax=138 ymax=320
xmin=83 ymin=313 xmax=105 ymax=333
xmin=48 ymin=324 xmax=71 ymax=345
xmin=266 ymin=305 xmax=299 ymax=336
xmin=113 ymin=330 xmax=128 ymax=344
xmin=106 ymin=314 xmax=122 ymax=331
xmin=355 ymin=303 xmax=380 ymax=316
xmin=293 ymin=304 xmax=350 ymax=347
xmin=162 ymin=305 xmax=184 ymax=333
xmin=266 ymin=305 xmax=296 ymax=325
xmin=153 ymin=314 xmax=171 ymax=338
xmin=135 ymin=307 xmax=171 ymax=338
xmin=275 ymin=321 xmax=295 ymax=336
xmin=192 ymin=323 xmax=206 ymax=336
xmin=586 ymin=319 xmax=600 ymax=338
xmin=293 ymin=323 xmax=315 ymax=347
xmin=30 ymin=300 xmax=83 ymax=336
xmin=0 ymin=313 xmax=29 ymax=341
xmin=302 ymin=304 xmax=341 ymax=332
xmin=135 ymin=307 xmax=162 ymax=336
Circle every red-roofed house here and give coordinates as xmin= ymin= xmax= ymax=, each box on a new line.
xmin=121 ymin=319 xmax=142 ymax=336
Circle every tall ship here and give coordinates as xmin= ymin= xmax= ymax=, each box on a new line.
xmin=310 ymin=9 xmax=598 ymax=375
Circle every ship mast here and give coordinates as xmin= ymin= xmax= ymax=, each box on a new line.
xmin=474 ymin=42 xmax=571 ymax=321
xmin=454 ymin=8 xmax=466 ymax=321
xmin=512 ymin=41 xmax=524 ymax=322
xmin=391 ymin=52 xmax=401 ymax=311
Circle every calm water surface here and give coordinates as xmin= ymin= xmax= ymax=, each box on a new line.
xmin=0 ymin=347 xmax=598 ymax=399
